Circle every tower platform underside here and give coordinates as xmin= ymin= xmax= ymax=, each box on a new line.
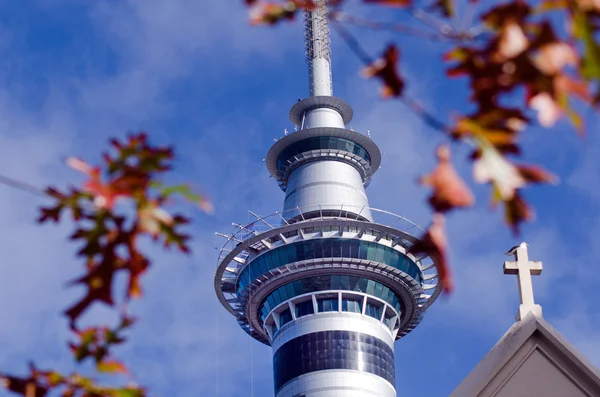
xmin=215 ymin=206 xmax=442 ymax=396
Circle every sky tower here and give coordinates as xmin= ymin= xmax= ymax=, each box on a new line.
xmin=214 ymin=2 xmax=443 ymax=396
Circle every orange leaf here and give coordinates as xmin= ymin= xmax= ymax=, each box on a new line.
xmin=420 ymin=144 xmax=474 ymax=213
xmin=97 ymin=360 xmax=128 ymax=375
xmin=407 ymin=214 xmax=453 ymax=294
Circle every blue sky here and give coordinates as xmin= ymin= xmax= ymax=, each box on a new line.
xmin=0 ymin=1 xmax=599 ymax=396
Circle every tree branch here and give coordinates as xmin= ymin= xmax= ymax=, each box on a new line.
xmin=332 ymin=12 xmax=456 ymax=42
xmin=331 ymin=20 xmax=451 ymax=134
xmin=0 ymin=174 xmax=47 ymax=198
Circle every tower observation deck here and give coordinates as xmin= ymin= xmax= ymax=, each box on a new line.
xmin=214 ymin=2 xmax=442 ymax=396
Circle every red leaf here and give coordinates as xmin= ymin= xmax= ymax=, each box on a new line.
xmin=0 ymin=374 xmax=48 ymax=397
xmin=420 ymin=144 xmax=474 ymax=213
xmin=505 ymin=190 xmax=534 ymax=235
xmin=517 ymin=165 xmax=559 ymax=185
xmin=361 ymin=44 xmax=405 ymax=97
xmin=407 ymin=214 xmax=453 ymax=294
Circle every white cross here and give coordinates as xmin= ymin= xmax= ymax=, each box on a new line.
xmin=503 ymin=242 xmax=543 ymax=321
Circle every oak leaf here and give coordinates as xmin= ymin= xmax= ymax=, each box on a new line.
xmin=419 ymin=144 xmax=474 ymax=213
xmin=361 ymin=44 xmax=405 ymax=97
xmin=472 ymin=143 xmax=526 ymax=201
xmin=407 ymin=214 xmax=453 ymax=294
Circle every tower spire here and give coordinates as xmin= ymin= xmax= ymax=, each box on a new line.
xmin=304 ymin=0 xmax=332 ymax=97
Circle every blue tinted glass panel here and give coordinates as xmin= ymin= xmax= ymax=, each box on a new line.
xmin=279 ymin=308 xmax=292 ymax=327
xmin=285 ymin=283 xmax=295 ymax=299
xmin=366 ymin=303 xmax=383 ymax=320
xmin=273 ymin=331 xmax=394 ymax=393
xmin=359 ymin=242 xmax=369 ymax=259
xmin=340 ymin=275 xmax=349 ymax=290
xmin=295 ymin=300 xmax=314 ymax=318
xmin=367 ymin=243 xmax=378 ymax=261
xmin=366 ymin=279 xmax=376 ymax=295
xmin=331 ymin=275 xmax=341 ymax=289
xmin=358 ymin=278 xmax=368 ymax=293
xmin=342 ymin=298 xmax=362 ymax=313
xmin=260 ymin=275 xmax=403 ymax=323
xmin=317 ymin=298 xmax=338 ymax=312
xmin=276 ymin=137 xmax=372 ymax=174
xmin=242 ymin=239 xmax=421 ymax=301
xmin=286 ymin=245 xmax=297 ymax=262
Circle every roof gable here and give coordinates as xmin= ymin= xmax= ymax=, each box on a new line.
xmin=451 ymin=313 xmax=600 ymax=397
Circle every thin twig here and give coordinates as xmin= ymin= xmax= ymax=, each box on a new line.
xmin=332 ymin=12 xmax=454 ymax=42
xmin=400 ymin=96 xmax=451 ymax=133
xmin=0 ymin=173 xmax=48 ymax=198
xmin=331 ymin=20 xmax=451 ymax=134
xmin=405 ymin=6 xmax=452 ymax=34
xmin=331 ymin=20 xmax=373 ymax=64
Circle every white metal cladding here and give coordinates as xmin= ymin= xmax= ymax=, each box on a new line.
xmin=271 ymin=311 xmax=396 ymax=351
xmin=276 ymin=370 xmax=396 ymax=397
xmin=289 ymin=96 xmax=354 ymax=126
xmin=303 ymin=107 xmax=345 ymax=129
xmin=283 ymin=161 xmax=373 ymax=221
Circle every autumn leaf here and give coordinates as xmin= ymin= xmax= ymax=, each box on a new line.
xmin=505 ymin=190 xmax=534 ymax=234
xmin=97 ymin=360 xmax=127 ymax=375
xmin=496 ymin=20 xmax=529 ymax=61
xmin=533 ymin=42 xmax=578 ymax=75
xmin=361 ymin=44 xmax=405 ymax=97
xmin=428 ymin=0 xmax=454 ymax=17
xmin=419 ymin=144 xmax=474 ymax=213
xmin=152 ymin=183 xmax=214 ymax=214
xmin=0 ymin=373 xmax=48 ymax=397
xmin=573 ymin=6 xmax=600 ymax=81
xmin=472 ymin=142 xmax=526 ymax=201
xmin=529 ymin=92 xmax=562 ymax=126
xmin=248 ymin=0 xmax=315 ymax=25
xmin=139 ymin=202 xmax=174 ymax=238
xmin=407 ymin=214 xmax=453 ymax=294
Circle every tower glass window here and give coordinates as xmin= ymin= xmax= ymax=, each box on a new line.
xmin=259 ymin=275 xmax=403 ymax=323
xmin=317 ymin=296 xmax=339 ymax=312
xmin=279 ymin=307 xmax=293 ymax=327
xmin=366 ymin=302 xmax=383 ymax=320
xmin=276 ymin=136 xmax=372 ymax=174
xmin=295 ymin=300 xmax=314 ymax=318
xmin=237 ymin=238 xmax=422 ymax=295
xmin=341 ymin=297 xmax=362 ymax=313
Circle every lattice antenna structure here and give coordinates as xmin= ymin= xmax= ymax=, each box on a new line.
xmin=304 ymin=0 xmax=333 ymax=96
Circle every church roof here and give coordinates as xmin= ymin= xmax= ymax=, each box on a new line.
xmin=451 ymin=313 xmax=600 ymax=397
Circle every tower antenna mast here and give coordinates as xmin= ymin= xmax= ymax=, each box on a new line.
xmin=304 ymin=0 xmax=333 ymax=97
